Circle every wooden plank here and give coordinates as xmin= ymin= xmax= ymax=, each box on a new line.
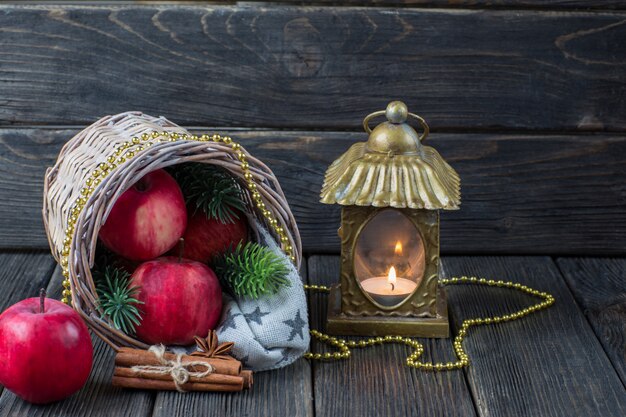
xmin=151 ymin=360 xmax=312 ymax=417
xmin=556 ymin=258 xmax=626 ymax=387
xmin=307 ymin=255 xmax=477 ymax=417
xmin=247 ymin=1 xmax=626 ymax=10
xmin=0 ymin=251 xmax=55 ymax=316
xmin=3 ymin=127 xmax=626 ymax=255
xmin=1 ymin=5 xmax=625 ymax=131
xmin=443 ymin=256 xmax=626 ymax=417
xmin=0 ymin=266 xmax=155 ymax=417
xmin=151 ymin=260 xmax=313 ymax=417
xmin=0 ymin=251 xmax=55 ymax=397
xmin=0 ymin=128 xmax=77 ymax=251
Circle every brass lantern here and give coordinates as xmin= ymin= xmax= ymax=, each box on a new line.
xmin=320 ymin=101 xmax=460 ymax=337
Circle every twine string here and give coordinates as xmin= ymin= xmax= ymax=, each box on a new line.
xmin=131 ymin=344 xmax=213 ymax=392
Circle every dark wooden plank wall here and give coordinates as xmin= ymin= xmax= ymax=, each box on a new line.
xmin=2 ymin=5 xmax=625 ymax=131
xmin=251 ymin=1 xmax=626 ymax=10
xmin=1 ymin=129 xmax=625 ymax=254
xmin=1 ymin=2 xmax=624 ymax=256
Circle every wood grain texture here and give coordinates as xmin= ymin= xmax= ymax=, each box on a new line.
xmin=151 ymin=262 xmax=313 ymax=417
xmin=1 ymin=5 xmax=625 ymax=131
xmin=3 ymin=128 xmax=625 ymax=255
xmin=248 ymin=1 xmax=626 ymax=10
xmin=0 ymin=251 xmax=55 ymax=313
xmin=307 ymin=255 xmax=476 ymax=417
xmin=151 ymin=359 xmax=312 ymax=417
xmin=556 ymin=258 xmax=626 ymax=387
xmin=0 ymin=266 xmax=155 ymax=417
xmin=443 ymin=256 xmax=626 ymax=417
xmin=0 ymin=251 xmax=55 ymax=398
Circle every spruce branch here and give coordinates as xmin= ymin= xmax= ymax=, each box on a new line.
xmin=168 ymin=163 xmax=246 ymax=224
xmin=212 ymin=242 xmax=291 ymax=299
xmin=93 ymin=266 xmax=143 ymax=335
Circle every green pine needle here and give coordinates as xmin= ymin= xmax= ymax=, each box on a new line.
xmin=168 ymin=163 xmax=246 ymax=224
xmin=212 ymin=242 xmax=291 ymax=299
xmin=93 ymin=266 xmax=143 ymax=335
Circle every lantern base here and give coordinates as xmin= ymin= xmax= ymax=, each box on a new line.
xmin=325 ymin=285 xmax=450 ymax=338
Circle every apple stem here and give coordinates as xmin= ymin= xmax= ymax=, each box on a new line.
xmin=178 ymin=238 xmax=185 ymax=263
xmin=39 ymin=288 xmax=46 ymax=314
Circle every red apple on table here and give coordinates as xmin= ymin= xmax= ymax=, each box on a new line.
xmin=131 ymin=251 xmax=222 ymax=345
xmin=99 ymin=169 xmax=187 ymax=261
xmin=0 ymin=290 xmax=93 ymax=404
xmin=180 ymin=211 xmax=248 ymax=263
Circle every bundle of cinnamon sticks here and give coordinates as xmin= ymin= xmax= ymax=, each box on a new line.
xmin=112 ymin=346 xmax=252 ymax=393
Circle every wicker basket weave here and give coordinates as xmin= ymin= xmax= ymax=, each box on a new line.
xmin=43 ymin=112 xmax=302 ymax=350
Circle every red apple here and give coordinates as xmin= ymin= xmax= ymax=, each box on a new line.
xmin=0 ymin=291 xmax=93 ymax=404
xmin=99 ymin=169 xmax=187 ymax=261
xmin=181 ymin=211 xmax=248 ymax=263
xmin=131 ymin=256 xmax=222 ymax=345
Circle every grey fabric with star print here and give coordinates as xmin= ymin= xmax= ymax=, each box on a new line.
xmin=215 ymin=222 xmax=310 ymax=371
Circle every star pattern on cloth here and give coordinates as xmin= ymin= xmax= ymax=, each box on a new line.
xmin=243 ymin=306 xmax=269 ymax=326
xmin=219 ymin=312 xmax=241 ymax=332
xmin=282 ymin=310 xmax=306 ymax=342
xmin=274 ymin=348 xmax=291 ymax=366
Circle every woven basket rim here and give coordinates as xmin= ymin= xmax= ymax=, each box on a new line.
xmin=43 ymin=113 xmax=302 ymax=350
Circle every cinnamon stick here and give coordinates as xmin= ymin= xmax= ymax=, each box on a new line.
xmin=115 ymin=347 xmax=241 ymax=376
xmin=112 ymin=375 xmax=243 ymax=392
xmin=114 ymin=366 xmax=244 ymax=388
xmin=241 ymin=370 xmax=253 ymax=389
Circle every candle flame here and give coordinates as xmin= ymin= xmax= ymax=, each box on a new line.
xmin=387 ymin=266 xmax=397 ymax=284
xmin=394 ymin=241 xmax=403 ymax=256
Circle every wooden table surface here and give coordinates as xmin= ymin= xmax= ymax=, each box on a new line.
xmin=0 ymin=253 xmax=623 ymax=417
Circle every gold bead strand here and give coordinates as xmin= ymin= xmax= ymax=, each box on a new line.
xmin=304 ymin=330 xmax=351 ymax=360
xmin=303 ymin=277 xmax=555 ymax=370
xmin=59 ymin=130 xmax=174 ymax=305
xmin=214 ymin=134 xmax=296 ymax=263
xmin=304 ymin=284 xmax=331 ymax=293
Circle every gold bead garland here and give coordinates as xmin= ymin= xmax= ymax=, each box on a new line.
xmin=304 ymin=277 xmax=555 ymax=370
xmin=60 ymin=131 xmax=296 ymax=305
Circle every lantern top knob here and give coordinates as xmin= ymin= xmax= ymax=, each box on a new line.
xmin=362 ymin=101 xmax=430 ymax=156
xmin=385 ymin=101 xmax=408 ymax=123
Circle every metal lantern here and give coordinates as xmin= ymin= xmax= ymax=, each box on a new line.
xmin=320 ymin=101 xmax=461 ymax=337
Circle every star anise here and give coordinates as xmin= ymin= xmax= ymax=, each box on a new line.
xmin=191 ymin=330 xmax=237 ymax=361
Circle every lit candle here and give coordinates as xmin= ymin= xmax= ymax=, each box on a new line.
xmin=392 ymin=240 xmax=412 ymax=276
xmin=360 ymin=266 xmax=417 ymax=307
xmin=394 ymin=241 xmax=403 ymax=256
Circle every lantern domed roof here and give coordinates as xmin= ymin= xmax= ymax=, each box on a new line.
xmin=320 ymin=101 xmax=460 ymax=210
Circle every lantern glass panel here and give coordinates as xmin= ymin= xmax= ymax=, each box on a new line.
xmin=354 ymin=209 xmax=425 ymax=308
